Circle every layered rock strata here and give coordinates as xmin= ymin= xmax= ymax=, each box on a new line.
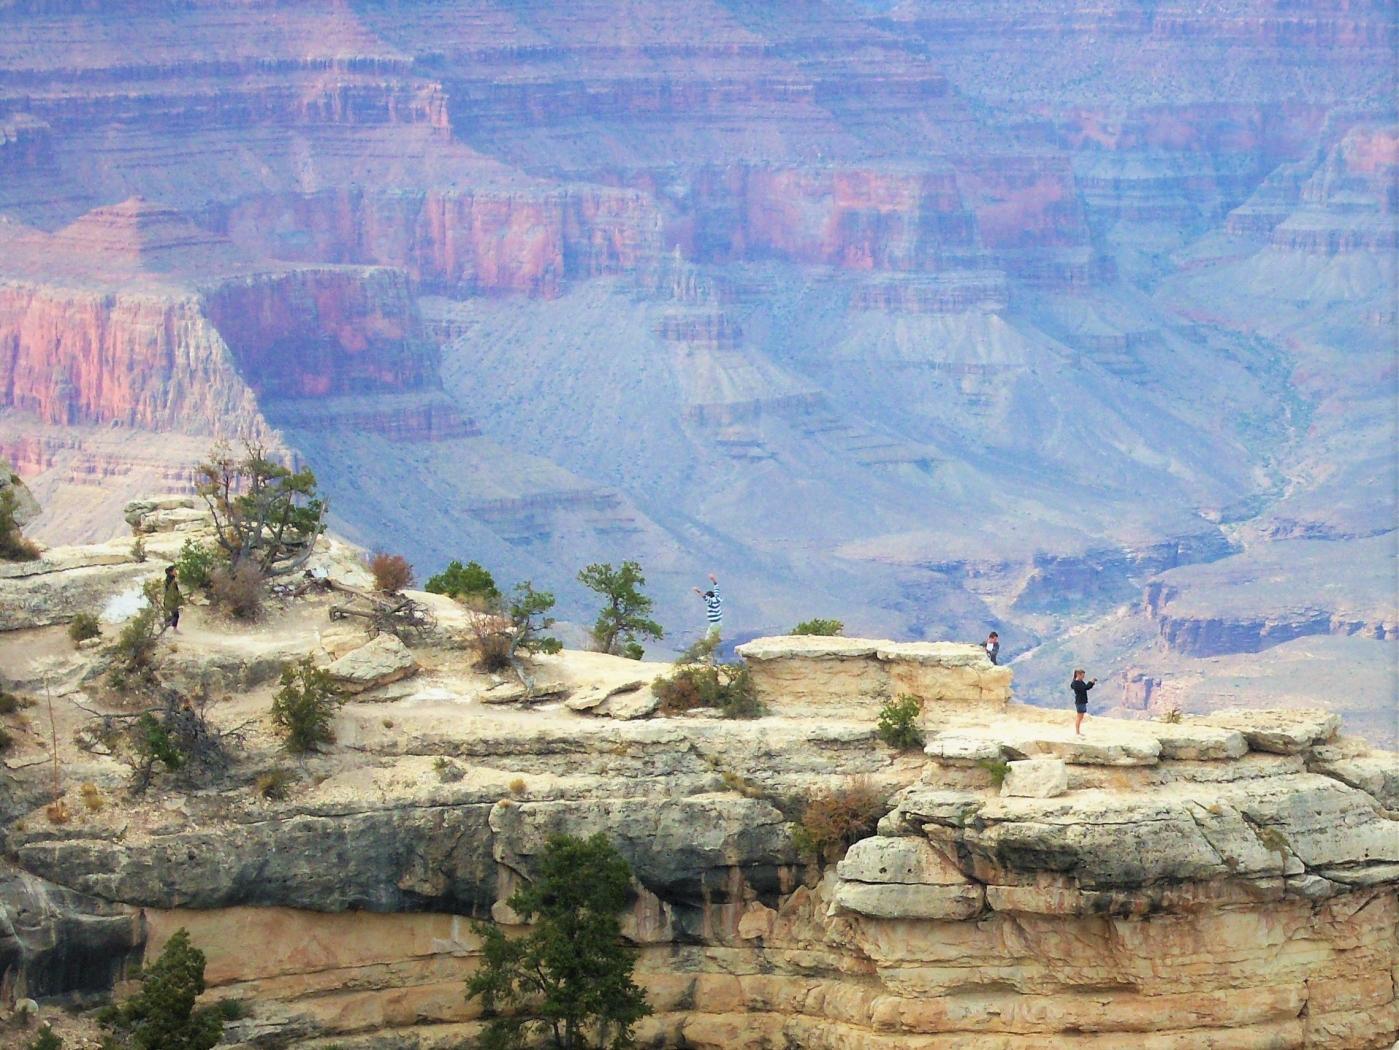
xmin=1 ymin=586 xmax=1393 ymax=1048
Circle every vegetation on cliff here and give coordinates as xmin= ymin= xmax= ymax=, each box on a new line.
xmin=270 ymin=658 xmax=344 ymax=754
xmin=99 ymin=928 xmax=224 ymax=1050
xmin=426 ymin=559 xmax=500 ymax=606
xmin=0 ymin=488 xmax=40 ymax=561
xmin=652 ymin=635 xmax=760 ymax=718
xmin=195 ymin=442 xmax=325 ymax=579
xmin=579 ymin=561 xmax=663 ymax=660
xmin=790 ymin=618 xmax=843 ymax=636
xmin=468 ymin=833 xmax=651 ymax=1050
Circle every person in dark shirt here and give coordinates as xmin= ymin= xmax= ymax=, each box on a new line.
xmin=984 ymin=631 xmax=1000 ymax=665
xmin=1070 ymin=669 xmax=1095 ymax=735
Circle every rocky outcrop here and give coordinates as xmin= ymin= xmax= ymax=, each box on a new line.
xmin=735 ymin=636 xmax=1012 ymax=718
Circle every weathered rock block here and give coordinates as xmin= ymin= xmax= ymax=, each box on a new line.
xmin=327 ymin=633 xmax=419 ymax=694
xmin=1001 ymin=758 xmax=1068 ymax=798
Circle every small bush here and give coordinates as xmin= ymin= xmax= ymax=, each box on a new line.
xmin=69 ymin=612 xmax=102 ymax=644
xmin=112 ymin=580 xmax=164 ymax=671
xmin=270 ymin=659 xmax=343 ymax=754
xmin=1159 ymin=707 xmax=1183 ymax=724
xmin=46 ymin=800 xmax=70 ymax=825
xmin=131 ymin=536 xmax=147 ymax=563
xmin=652 ymin=662 xmax=760 ymax=718
xmin=0 ymin=727 xmax=12 ymax=752
xmin=27 ymin=1025 xmax=61 ymax=1050
xmin=790 ymin=618 xmax=843 ymax=637
xmin=216 ymin=999 xmax=251 ymax=1022
xmin=0 ymin=488 xmax=39 ymax=562
xmin=508 ymin=776 xmax=527 ymax=795
xmin=0 ymin=690 xmax=20 ymax=715
xmin=471 ymin=622 xmax=513 ymax=672
xmin=256 ymin=767 xmax=293 ymax=800
xmin=979 ymin=758 xmax=1010 ymax=786
xmin=425 ymin=559 xmax=499 ymax=605
xmin=209 ymin=563 xmax=264 ymax=620
xmin=174 ymin=539 xmax=219 ymax=590
xmin=80 ymin=782 xmax=103 ymax=811
xmin=876 ymin=694 xmax=923 ymax=751
xmin=369 ymin=552 xmax=414 ymax=593
xmin=792 ymin=779 xmax=886 ymax=864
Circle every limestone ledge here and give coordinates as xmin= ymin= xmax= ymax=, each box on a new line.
xmin=10 ymin=705 xmax=1398 ymax=1049
xmin=735 ymin=636 xmax=1013 ymax=718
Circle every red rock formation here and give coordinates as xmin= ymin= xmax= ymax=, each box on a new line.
xmin=0 ymin=281 xmax=264 ymax=435
xmin=200 ymin=268 xmax=436 ymax=399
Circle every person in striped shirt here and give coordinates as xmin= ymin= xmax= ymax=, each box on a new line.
xmin=693 ymin=573 xmax=722 ymax=641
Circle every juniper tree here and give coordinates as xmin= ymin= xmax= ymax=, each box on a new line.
xmin=99 ymin=928 xmax=224 ymax=1050
xmin=578 ymin=561 xmax=662 ymax=659
xmin=467 ymin=834 xmax=651 ymax=1050
xmin=195 ymin=442 xmax=325 ymax=577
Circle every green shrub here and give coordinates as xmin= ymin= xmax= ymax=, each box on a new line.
xmin=27 ymin=1025 xmax=61 ymax=1050
xmin=979 ymin=758 xmax=1010 ymax=787
xmin=0 ymin=488 xmax=39 ymax=562
xmin=0 ymin=727 xmax=13 ymax=753
xmin=69 ymin=612 xmax=102 ymax=644
xmin=131 ymin=536 xmax=147 ymax=563
xmin=790 ymin=618 xmax=844 ymax=636
xmin=112 ymin=580 xmax=164 ymax=672
xmin=270 ymin=659 xmax=343 ymax=754
xmin=174 ymin=539 xmax=219 ymax=590
xmin=652 ymin=662 xmax=760 ymax=718
xmin=1158 ymin=707 xmax=1183 ymax=724
xmin=467 ymin=834 xmax=651 ymax=1050
xmin=578 ymin=560 xmax=663 ymax=658
xmin=0 ymin=690 xmax=21 ymax=715
xmin=425 ymin=559 xmax=499 ymax=605
xmin=99 ymin=928 xmax=223 ymax=1050
xmin=876 ymin=694 xmax=923 ymax=751
xmin=791 ymin=779 xmax=886 ymax=864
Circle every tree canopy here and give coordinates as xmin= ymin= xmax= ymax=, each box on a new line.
xmin=578 ymin=562 xmax=662 ymax=660
xmin=195 ymin=442 xmax=325 ymax=578
xmin=468 ymin=833 xmax=651 ymax=1050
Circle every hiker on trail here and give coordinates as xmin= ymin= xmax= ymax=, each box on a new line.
xmin=984 ymin=631 xmax=1000 ymax=665
xmin=692 ymin=573 xmax=722 ymax=642
xmin=163 ymin=564 xmax=183 ymax=633
xmin=1070 ymin=669 xmax=1095 ymax=735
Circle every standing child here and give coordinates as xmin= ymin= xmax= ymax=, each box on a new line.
xmin=693 ymin=573 xmax=722 ymax=642
xmin=1070 ymin=669 xmax=1095 ymax=735
xmin=163 ymin=564 xmax=183 ymax=633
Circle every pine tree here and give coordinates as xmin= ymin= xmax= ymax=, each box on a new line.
xmin=100 ymin=928 xmax=224 ymax=1050
xmin=578 ymin=562 xmax=663 ymax=659
xmin=467 ymin=834 xmax=651 ymax=1050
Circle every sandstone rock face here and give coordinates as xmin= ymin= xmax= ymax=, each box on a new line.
xmin=327 ymin=632 xmax=419 ymax=694
xmin=736 ymin=636 xmax=1012 ymax=719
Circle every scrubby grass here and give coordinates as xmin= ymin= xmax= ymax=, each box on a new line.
xmin=68 ymin=612 xmax=101 ymax=644
xmin=790 ymin=618 xmax=843 ymax=636
xmin=792 ymin=778 xmax=886 ymax=864
xmin=876 ymin=694 xmax=923 ymax=751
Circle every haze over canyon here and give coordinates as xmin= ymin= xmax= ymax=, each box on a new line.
xmin=0 ymin=0 xmax=1395 ymax=738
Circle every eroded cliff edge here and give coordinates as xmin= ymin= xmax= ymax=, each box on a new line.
xmin=0 ymin=514 xmax=1395 ymax=1049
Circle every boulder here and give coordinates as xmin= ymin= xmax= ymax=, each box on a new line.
xmin=836 ymin=836 xmax=967 ymax=885
xmin=0 ymin=559 xmax=159 ymax=630
xmin=831 ymin=880 xmax=984 ymax=920
xmin=885 ymin=787 xmax=984 ymax=828
xmin=565 ymin=679 xmax=649 ymax=713
xmin=604 ymin=690 xmax=659 ymax=720
xmin=1001 ymin=758 xmax=1068 ymax=798
xmin=327 ymin=633 xmax=418 ymax=694
xmin=1197 ymin=708 xmax=1341 ymax=754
